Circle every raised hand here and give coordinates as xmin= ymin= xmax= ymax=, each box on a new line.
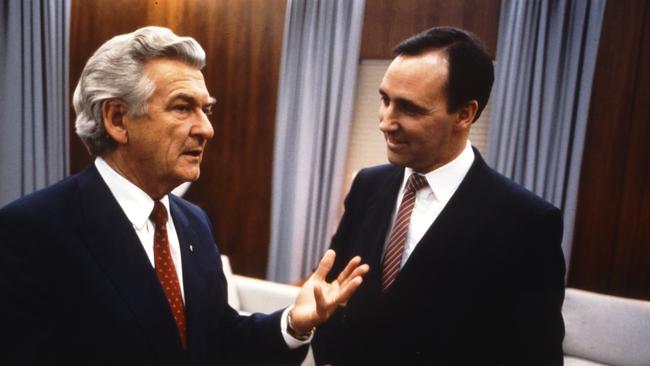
xmin=289 ymin=250 xmax=369 ymax=336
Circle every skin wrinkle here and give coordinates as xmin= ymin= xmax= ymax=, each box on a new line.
xmin=101 ymin=58 xmax=215 ymax=199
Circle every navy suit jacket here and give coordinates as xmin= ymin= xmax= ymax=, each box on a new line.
xmin=313 ymin=149 xmax=566 ymax=365
xmin=0 ymin=165 xmax=306 ymax=366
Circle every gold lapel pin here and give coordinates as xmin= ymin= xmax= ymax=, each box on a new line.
xmin=189 ymin=244 xmax=194 ymax=253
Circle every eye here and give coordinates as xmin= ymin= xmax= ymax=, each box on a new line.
xmin=173 ymin=104 xmax=192 ymax=113
xmin=396 ymin=101 xmax=424 ymax=117
xmin=402 ymin=105 xmax=420 ymax=116
xmin=202 ymin=105 xmax=213 ymax=116
xmin=380 ymin=94 xmax=389 ymax=106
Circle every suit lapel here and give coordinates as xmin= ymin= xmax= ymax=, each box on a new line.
xmin=74 ymin=166 xmax=187 ymax=364
xmin=169 ymin=198 xmax=211 ymax=364
xmin=356 ymin=167 xmax=404 ymax=292
xmin=391 ymin=151 xmax=492 ymax=290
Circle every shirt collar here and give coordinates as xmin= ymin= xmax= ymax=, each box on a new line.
xmin=94 ymin=157 xmax=170 ymax=230
xmin=403 ymin=141 xmax=475 ymax=203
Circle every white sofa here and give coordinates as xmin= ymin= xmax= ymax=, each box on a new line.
xmin=221 ymin=257 xmax=650 ymax=366
xmin=562 ymin=288 xmax=650 ymax=366
xmin=221 ymin=255 xmax=300 ymax=315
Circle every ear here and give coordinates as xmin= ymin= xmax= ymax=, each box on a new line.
xmin=454 ymin=100 xmax=479 ymax=131
xmin=102 ymin=99 xmax=129 ymax=145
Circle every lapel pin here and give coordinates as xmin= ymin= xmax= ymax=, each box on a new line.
xmin=189 ymin=244 xmax=194 ymax=253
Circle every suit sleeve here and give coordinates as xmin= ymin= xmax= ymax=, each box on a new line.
xmin=218 ymin=308 xmax=308 ymax=365
xmin=504 ymin=206 xmax=566 ymax=365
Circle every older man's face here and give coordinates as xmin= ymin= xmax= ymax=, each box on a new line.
xmin=123 ymin=58 xmax=215 ymax=196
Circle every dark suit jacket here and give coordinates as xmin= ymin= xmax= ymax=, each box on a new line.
xmin=0 ymin=165 xmax=306 ymax=366
xmin=313 ymin=149 xmax=566 ymax=365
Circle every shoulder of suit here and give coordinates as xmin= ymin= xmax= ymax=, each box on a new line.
xmin=474 ymin=161 xmax=559 ymax=214
xmin=0 ymin=171 xmax=81 ymax=216
xmin=356 ymin=164 xmax=401 ymax=182
xmin=168 ymin=194 xmax=210 ymax=221
xmin=0 ymin=169 xmax=87 ymax=234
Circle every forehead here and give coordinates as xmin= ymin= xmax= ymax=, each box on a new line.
xmin=381 ymin=50 xmax=449 ymax=101
xmin=143 ymin=58 xmax=210 ymax=101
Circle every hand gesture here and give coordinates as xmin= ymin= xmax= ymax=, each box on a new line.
xmin=288 ymin=250 xmax=369 ymax=335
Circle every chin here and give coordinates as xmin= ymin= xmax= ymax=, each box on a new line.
xmin=175 ymin=169 xmax=201 ymax=183
xmin=386 ymin=152 xmax=409 ymax=167
xmin=186 ymin=173 xmax=201 ymax=182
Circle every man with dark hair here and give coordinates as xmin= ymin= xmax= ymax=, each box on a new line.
xmin=312 ymin=26 xmax=565 ymax=365
xmin=0 ymin=26 xmax=368 ymax=365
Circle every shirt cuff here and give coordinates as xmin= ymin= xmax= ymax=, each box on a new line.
xmin=280 ymin=305 xmax=312 ymax=349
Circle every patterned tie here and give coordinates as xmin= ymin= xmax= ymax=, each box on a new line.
xmin=150 ymin=201 xmax=187 ymax=350
xmin=381 ymin=173 xmax=429 ymax=291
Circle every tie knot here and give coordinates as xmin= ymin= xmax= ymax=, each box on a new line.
xmin=406 ymin=173 xmax=428 ymax=193
xmin=150 ymin=201 xmax=168 ymax=227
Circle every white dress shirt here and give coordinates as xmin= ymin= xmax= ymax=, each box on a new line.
xmin=95 ymin=157 xmax=186 ymax=302
xmin=94 ymin=157 xmax=308 ymax=348
xmin=385 ymin=141 xmax=475 ymax=267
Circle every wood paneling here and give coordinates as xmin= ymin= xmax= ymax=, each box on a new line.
xmin=70 ymin=0 xmax=287 ymax=278
xmin=568 ymin=0 xmax=650 ymax=300
xmin=360 ymin=0 xmax=501 ymax=59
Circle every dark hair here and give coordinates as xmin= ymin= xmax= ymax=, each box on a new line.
xmin=393 ymin=26 xmax=494 ymax=121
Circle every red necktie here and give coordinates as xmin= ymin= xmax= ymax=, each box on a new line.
xmin=150 ymin=201 xmax=187 ymax=349
xmin=381 ymin=173 xmax=429 ymax=291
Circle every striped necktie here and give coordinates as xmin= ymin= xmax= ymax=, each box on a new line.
xmin=381 ymin=173 xmax=429 ymax=291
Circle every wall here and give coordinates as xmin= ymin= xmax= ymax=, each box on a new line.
xmin=69 ymin=0 xmax=287 ymax=277
xmin=568 ymin=0 xmax=650 ymax=300
xmin=360 ymin=0 xmax=501 ymax=59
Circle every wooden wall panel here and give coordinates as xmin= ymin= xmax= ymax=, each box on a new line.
xmin=360 ymin=0 xmax=501 ymax=59
xmin=568 ymin=0 xmax=650 ymax=300
xmin=70 ymin=0 xmax=287 ymax=278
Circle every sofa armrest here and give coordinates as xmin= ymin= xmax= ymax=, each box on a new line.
xmin=562 ymin=288 xmax=650 ymax=366
xmin=231 ymin=274 xmax=300 ymax=314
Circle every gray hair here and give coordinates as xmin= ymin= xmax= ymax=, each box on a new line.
xmin=73 ymin=26 xmax=206 ymax=156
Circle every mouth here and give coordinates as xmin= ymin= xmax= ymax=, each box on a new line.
xmin=182 ymin=148 xmax=203 ymax=158
xmin=385 ymin=135 xmax=407 ymax=149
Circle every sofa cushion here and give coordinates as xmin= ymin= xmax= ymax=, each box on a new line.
xmin=563 ymin=288 xmax=650 ymax=366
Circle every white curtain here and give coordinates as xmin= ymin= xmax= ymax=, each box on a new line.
xmin=0 ymin=0 xmax=70 ymax=207
xmin=488 ymin=0 xmax=606 ymax=267
xmin=267 ymin=0 xmax=365 ymax=283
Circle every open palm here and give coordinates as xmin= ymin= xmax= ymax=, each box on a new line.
xmin=289 ymin=250 xmax=369 ymax=335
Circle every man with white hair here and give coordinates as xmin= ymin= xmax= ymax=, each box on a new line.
xmin=0 ymin=26 xmax=368 ymax=365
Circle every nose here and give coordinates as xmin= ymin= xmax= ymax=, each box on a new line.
xmin=192 ymin=111 xmax=214 ymax=141
xmin=378 ymin=102 xmax=398 ymax=133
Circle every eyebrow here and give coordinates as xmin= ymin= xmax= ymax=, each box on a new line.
xmin=379 ymin=88 xmax=429 ymax=115
xmin=170 ymin=93 xmax=217 ymax=107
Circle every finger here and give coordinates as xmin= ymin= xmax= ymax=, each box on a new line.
xmin=336 ymin=276 xmax=364 ymax=306
xmin=340 ymin=263 xmax=370 ymax=288
xmin=313 ymin=249 xmax=336 ymax=280
xmin=336 ymin=256 xmax=361 ymax=284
